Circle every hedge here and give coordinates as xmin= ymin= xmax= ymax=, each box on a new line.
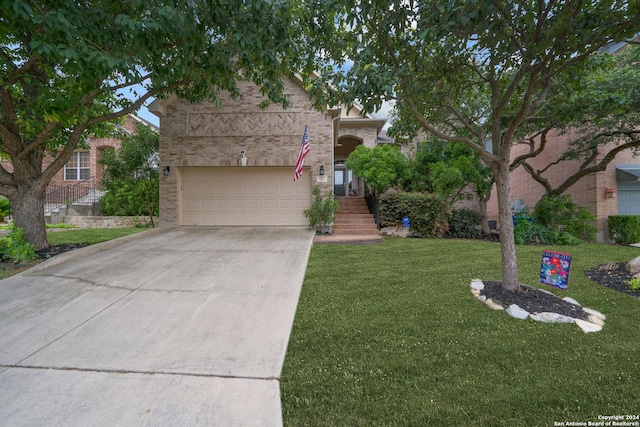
xmin=608 ymin=215 xmax=640 ymax=245
xmin=379 ymin=191 xmax=449 ymax=238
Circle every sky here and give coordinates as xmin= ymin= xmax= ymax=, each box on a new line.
xmin=134 ymin=102 xmax=159 ymax=127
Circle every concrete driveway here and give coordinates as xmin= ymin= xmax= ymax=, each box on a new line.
xmin=0 ymin=226 xmax=315 ymax=426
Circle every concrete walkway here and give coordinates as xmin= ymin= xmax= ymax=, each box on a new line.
xmin=0 ymin=226 xmax=315 ymax=426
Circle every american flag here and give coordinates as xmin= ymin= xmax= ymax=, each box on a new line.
xmin=294 ymin=125 xmax=310 ymax=181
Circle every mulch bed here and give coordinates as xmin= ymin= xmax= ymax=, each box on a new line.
xmin=479 ymin=261 xmax=640 ymax=322
xmin=480 ymin=281 xmax=590 ymax=321
xmin=584 ymin=262 xmax=640 ymax=299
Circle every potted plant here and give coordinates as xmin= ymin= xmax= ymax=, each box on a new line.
xmin=303 ymin=186 xmax=340 ymax=234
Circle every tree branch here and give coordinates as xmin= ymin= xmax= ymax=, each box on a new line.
xmin=4 ymin=55 xmax=40 ymax=86
xmin=510 ymin=128 xmax=549 ymax=170
xmin=519 ymin=160 xmax=554 ymax=194
xmin=519 ymin=136 xmax=640 ymax=196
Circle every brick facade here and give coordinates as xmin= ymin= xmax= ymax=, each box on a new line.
xmin=153 ymin=77 xmax=336 ymax=226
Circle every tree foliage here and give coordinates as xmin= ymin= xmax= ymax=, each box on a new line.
xmin=99 ymin=122 xmax=159 ymax=225
xmin=409 ymin=139 xmax=493 ymax=204
xmin=0 ymin=0 xmax=310 ymax=249
xmin=305 ymin=0 xmax=640 ymax=291
xmin=345 ymin=144 xmax=408 ymax=194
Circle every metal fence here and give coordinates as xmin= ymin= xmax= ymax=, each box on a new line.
xmin=44 ymin=177 xmax=101 ymax=214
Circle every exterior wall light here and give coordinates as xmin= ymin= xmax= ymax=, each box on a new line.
xmin=605 ymin=187 xmax=617 ymax=198
xmin=319 ymin=165 xmax=325 ymax=175
xmin=163 ymin=166 xmax=170 ymax=176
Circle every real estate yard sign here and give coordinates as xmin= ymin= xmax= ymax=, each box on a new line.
xmin=540 ymin=250 xmax=572 ymax=290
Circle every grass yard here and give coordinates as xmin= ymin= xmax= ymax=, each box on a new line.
xmin=281 ymin=238 xmax=640 ymax=427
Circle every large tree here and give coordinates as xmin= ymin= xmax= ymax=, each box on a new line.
xmin=1 ymin=1 xmax=308 ymax=250
xmin=306 ymin=0 xmax=640 ymax=292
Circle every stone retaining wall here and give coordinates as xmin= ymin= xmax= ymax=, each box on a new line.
xmin=62 ymin=216 xmax=158 ymax=228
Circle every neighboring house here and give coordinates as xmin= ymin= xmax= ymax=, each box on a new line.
xmin=487 ymin=38 xmax=640 ymax=242
xmin=486 ymin=130 xmax=640 ymax=242
xmin=149 ymin=76 xmax=386 ymax=227
xmin=45 ymin=114 xmax=157 ymax=189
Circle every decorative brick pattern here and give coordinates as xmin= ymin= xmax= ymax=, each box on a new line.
xmin=187 ymin=112 xmax=304 ymax=136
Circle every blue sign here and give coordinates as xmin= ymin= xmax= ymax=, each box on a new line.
xmin=540 ymin=250 xmax=572 ymax=290
xmin=402 ymin=216 xmax=410 ymax=227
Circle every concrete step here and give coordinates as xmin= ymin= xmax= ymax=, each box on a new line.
xmin=331 ymin=228 xmax=380 ymax=235
xmin=332 ymin=196 xmax=379 ymax=236
xmin=337 ymin=208 xmax=370 ymax=214
xmin=334 ymin=218 xmax=376 ymax=225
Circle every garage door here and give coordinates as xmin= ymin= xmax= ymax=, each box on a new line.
xmin=180 ymin=167 xmax=311 ymax=226
xmin=618 ymin=186 xmax=640 ymax=215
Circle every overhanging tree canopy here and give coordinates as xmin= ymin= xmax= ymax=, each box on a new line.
xmin=0 ymin=0 xmax=310 ymax=250
xmin=305 ymin=0 xmax=640 ymax=291
xmin=511 ymin=43 xmax=640 ymax=195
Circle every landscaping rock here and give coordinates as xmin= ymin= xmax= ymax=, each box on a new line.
xmin=588 ymin=315 xmax=605 ymax=326
xmin=529 ymin=312 xmax=575 ymax=323
xmin=506 ymin=304 xmax=530 ymax=320
xmin=473 ymin=280 xmax=605 ymax=333
xmin=582 ymin=307 xmax=606 ymax=321
xmin=470 ymin=280 xmax=485 ymax=291
xmin=574 ymin=318 xmax=603 ymax=333
xmin=562 ymin=297 xmax=581 ymax=306
xmin=380 ymin=226 xmax=411 ymax=238
xmin=626 ymin=255 xmax=640 ymax=274
xmin=485 ymin=299 xmax=504 ymax=310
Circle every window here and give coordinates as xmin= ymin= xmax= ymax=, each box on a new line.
xmin=64 ymin=151 xmax=91 ymax=181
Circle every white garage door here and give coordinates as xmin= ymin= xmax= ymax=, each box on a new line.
xmin=180 ymin=167 xmax=311 ymax=226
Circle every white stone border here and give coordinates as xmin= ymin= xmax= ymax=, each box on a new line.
xmin=470 ymin=280 xmax=606 ymax=333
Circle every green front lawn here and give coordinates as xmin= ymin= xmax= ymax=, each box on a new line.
xmin=281 ymin=238 xmax=640 ymax=426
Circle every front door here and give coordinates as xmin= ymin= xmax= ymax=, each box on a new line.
xmin=334 ymin=166 xmax=346 ymax=196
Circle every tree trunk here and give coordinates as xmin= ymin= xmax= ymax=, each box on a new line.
xmin=494 ymin=161 xmax=521 ymax=292
xmin=478 ymin=197 xmax=491 ymax=234
xmin=11 ymin=183 xmax=49 ymax=251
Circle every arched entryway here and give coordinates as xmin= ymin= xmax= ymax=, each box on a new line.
xmin=334 ymin=135 xmax=363 ymax=196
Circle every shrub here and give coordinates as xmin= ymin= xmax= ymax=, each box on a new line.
xmin=448 ymin=208 xmax=483 ymax=238
xmin=627 ymin=277 xmax=640 ymax=291
xmin=608 ymin=215 xmax=640 ymax=244
xmin=532 ymin=195 xmax=596 ymax=241
xmin=379 ymin=191 xmax=449 ymax=238
xmin=303 ymin=186 xmax=339 ymax=230
xmin=0 ymin=224 xmax=37 ymax=264
xmin=0 ymin=197 xmax=10 ymax=219
xmin=513 ymin=213 xmax=582 ymax=245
